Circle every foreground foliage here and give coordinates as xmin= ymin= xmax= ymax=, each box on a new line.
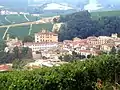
xmin=0 ymin=54 xmax=120 ymax=90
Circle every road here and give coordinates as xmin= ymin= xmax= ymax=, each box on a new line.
xmin=28 ymin=24 xmax=33 ymax=35
xmin=5 ymin=17 xmax=12 ymax=23
xmin=24 ymin=14 xmax=30 ymax=22
xmin=0 ymin=15 xmax=59 ymax=28
xmin=0 ymin=21 xmax=37 ymax=28
xmin=2 ymin=26 xmax=10 ymax=39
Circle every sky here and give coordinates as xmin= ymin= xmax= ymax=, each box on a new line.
xmin=1 ymin=0 xmax=120 ymax=7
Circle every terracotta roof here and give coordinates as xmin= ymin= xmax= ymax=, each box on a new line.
xmin=0 ymin=65 xmax=9 ymax=71
xmin=35 ymin=32 xmax=58 ymax=36
xmin=13 ymin=41 xmax=22 ymax=46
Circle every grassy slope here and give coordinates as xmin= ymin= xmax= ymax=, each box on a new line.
xmin=31 ymin=23 xmax=53 ymax=35
xmin=6 ymin=15 xmax=27 ymax=24
xmin=2 ymin=23 xmax=53 ymax=39
xmin=0 ymin=23 xmax=53 ymax=39
xmin=7 ymin=25 xmax=30 ymax=39
xmin=5 ymin=15 xmax=42 ymax=24
xmin=26 ymin=15 xmax=41 ymax=21
xmin=0 ymin=10 xmax=120 ymax=40
xmin=91 ymin=10 xmax=120 ymax=19
xmin=0 ymin=28 xmax=7 ymax=39
xmin=0 ymin=15 xmax=11 ymax=25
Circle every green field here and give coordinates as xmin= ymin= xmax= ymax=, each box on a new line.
xmin=6 ymin=15 xmax=27 ymax=24
xmin=0 ymin=14 xmax=42 ymax=25
xmin=31 ymin=23 xmax=53 ymax=35
xmin=91 ymin=10 xmax=120 ymax=19
xmin=0 ymin=23 xmax=53 ymax=40
xmin=26 ymin=15 xmax=41 ymax=21
xmin=0 ymin=10 xmax=120 ymax=40
xmin=0 ymin=15 xmax=11 ymax=25
xmin=0 ymin=28 xmax=7 ymax=39
xmin=7 ymin=25 xmax=30 ymax=39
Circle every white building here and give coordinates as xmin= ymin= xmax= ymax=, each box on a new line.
xmin=24 ymin=42 xmax=58 ymax=52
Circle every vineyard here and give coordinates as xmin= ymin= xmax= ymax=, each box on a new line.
xmin=0 ymin=23 xmax=53 ymax=40
xmin=0 ymin=14 xmax=53 ymax=40
xmin=0 ymin=54 xmax=120 ymax=90
xmin=0 ymin=10 xmax=120 ymax=40
xmin=91 ymin=10 xmax=120 ymax=19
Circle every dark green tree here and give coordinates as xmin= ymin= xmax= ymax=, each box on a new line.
xmin=13 ymin=46 xmax=21 ymax=60
xmin=23 ymin=35 xmax=34 ymax=43
xmin=110 ymin=46 xmax=117 ymax=55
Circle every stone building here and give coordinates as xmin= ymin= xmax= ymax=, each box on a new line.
xmin=35 ymin=29 xmax=58 ymax=43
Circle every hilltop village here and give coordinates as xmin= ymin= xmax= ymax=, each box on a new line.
xmin=2 ymin=28 xmax=120 ymax=70
xmin=1 ymin=10 xmax=120 ymax=72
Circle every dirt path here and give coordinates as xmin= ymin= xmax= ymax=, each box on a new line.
xmin=24 ymin=14 xmax=30 ymax=22
xmin=5 ymin=17 xmax=12 ymax=23
xmin=0 ymin=21 xmax=37 ymax=28
xmin=2 ymin=26 xmax=10 ymax=39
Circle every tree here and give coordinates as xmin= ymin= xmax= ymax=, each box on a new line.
xmin=0 ymin=40 xmax=7 ymax=51
xmin=21 ymin=47 xmax=29 ymax=58
xmin=110 ymin=46 xmax=117 ymax=55
xmin=58 ymin=11 xmax=100 ymax=41
xmin=59 ymin=56 xmax=63 ymax=61
xmin=23 ymin=35 xmax=34 ymax=43
xmin=53 ymin=18 xmax=58 ymax=23
xmin=12 ymin=59 xmax=26 ymax=70
xmin=13 ymin=46 xmax=21 ymax=60
xmin=58 ymin=11 xmax=120 ymax=41
xmin=63 ymin=55 xmax=72 ymax=62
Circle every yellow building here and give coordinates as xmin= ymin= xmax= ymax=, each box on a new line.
xmin=35 ymin=29 xmax=58 ymax=43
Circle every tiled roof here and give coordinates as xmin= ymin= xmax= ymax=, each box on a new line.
xmin=13 ymin=41 xmax=22 ymax=46
xmin=35 ymin=32 xmax=58 ymax=36
xmin=0 ymin=65 xmax=9 ymax=71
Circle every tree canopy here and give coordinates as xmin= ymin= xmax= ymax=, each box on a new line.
xmin=58 ymin=11 xmax=120 ymax=41
xmin=23 ymin=35 xmax=34 ymax=43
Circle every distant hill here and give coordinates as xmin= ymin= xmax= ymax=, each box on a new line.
xmin=0 ymin=0 xmax=28 ymax=12
xmin=0 ymin=0 xmax=120 ymax=13
xmin=29 ymin=0 xmax=120 ymax=11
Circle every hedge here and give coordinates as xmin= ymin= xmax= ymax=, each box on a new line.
xmin=0 ymin=54 xmax=120 ymax=90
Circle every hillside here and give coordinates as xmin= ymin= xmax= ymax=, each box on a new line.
xmin=58 ymin=10 xmax=120 ymax=41
xmin=0 ymin=14 xmax=41 ymax=25
xmin=0 ymin=10 xmax=120 ymax=40
xmin=0 ymin=13 xmax=55 ymax=40
xmin=91 ymin=10 xmax=120 ymax=19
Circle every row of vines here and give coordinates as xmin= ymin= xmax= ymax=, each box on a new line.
xmin=0 ymin=54 xmax=120 ymax=90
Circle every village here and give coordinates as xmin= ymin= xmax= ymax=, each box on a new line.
xmin=1 ymin=28 xmax=120 ymax=71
